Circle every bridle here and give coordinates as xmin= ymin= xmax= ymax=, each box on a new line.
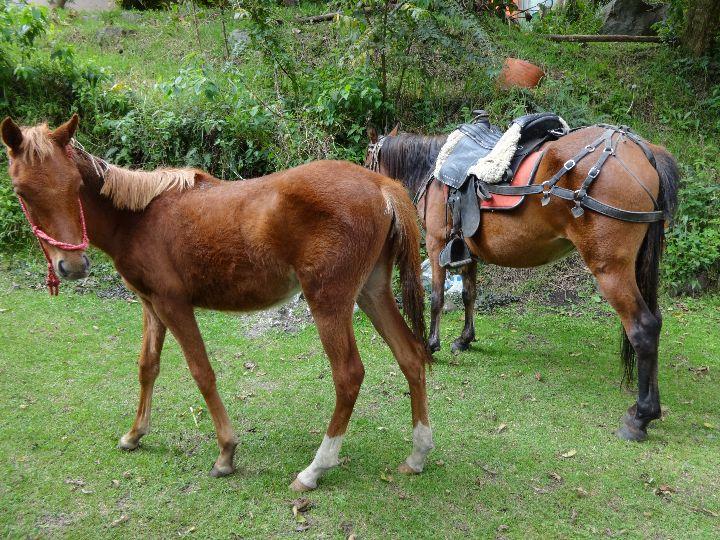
xmin=11 ymin=143 xmax=90 ymax=296
xmin=366 ymin=135 xmax=386 ymax=173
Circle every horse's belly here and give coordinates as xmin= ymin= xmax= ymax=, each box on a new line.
xmin=468 ymin=229 xmax=575 ymax=268
xmin=192 ymin=266 xmax=302 ymax=312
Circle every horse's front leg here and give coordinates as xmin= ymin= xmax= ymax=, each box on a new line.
xmin=119 ymin=299 xmax=167 ymax=450
xmin=451 ymin=261 xmax=477 ymax=354
xmin=152 ymin=299 xmax=238 ymax=476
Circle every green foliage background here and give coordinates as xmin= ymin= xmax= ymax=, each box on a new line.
xmin=0 ymin=0 xmax=718 ymax=292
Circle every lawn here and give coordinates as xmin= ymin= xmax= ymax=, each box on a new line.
xmin=0 ymin=266 xmax=718 ymax=538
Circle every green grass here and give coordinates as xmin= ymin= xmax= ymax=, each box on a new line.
xmin=1 ymin=270 xmax=719 ymax=538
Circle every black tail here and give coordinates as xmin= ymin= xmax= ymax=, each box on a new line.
xmin=620 ymin=147 xmax=680 ymax=384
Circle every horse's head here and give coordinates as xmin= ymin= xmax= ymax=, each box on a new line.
xmin=2 ymin=114 xmax=90 ymax=281
xmin=363 ymin=124 xmax=399 ymax=173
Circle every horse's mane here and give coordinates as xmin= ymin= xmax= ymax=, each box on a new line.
xmin=100 ymin=164 xmax=196 ymax=211
xmin=381 ymin=133 xmax=447 ymax=198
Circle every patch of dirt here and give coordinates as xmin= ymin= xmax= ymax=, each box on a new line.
xmin=477 ymin=254 xmax=597 ymax=308
xmin=37 ymin=512 xmax=81 ymax=531
xmin=239 ymin=294 xmax=314 ymax=338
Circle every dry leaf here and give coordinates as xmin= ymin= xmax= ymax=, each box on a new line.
xmin=111 ymin=479 xmax=120 ymax=488
xmin=576 ymin=487 xmax=589 ymax=498
xmin=534 ymin=372 xmax=542 ymax=381
xmin=110 ymin=515 xmax=129 ymax=527
xmin=703 ymin=423 xmax=716 ymax=430
xmin=655 ymin=484 xmax=676 ymax=497
xmin=548 ymin=472 xmax=563 ymax=483
xmin=291 ymin=498 xmax=312 ymax=512
xmin=560 ymin=449 xmax=577 ymax=459
xmin=497 ymin=423 xmax=507 ymax=434
xmin=243 ymin=361 xmax=257 ymax=371
xmin=64 ymin=478 xmax=86 ymax=487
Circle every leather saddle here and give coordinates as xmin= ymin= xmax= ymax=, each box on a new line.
xmin=438 ymin=111 xmax=567 ymax=269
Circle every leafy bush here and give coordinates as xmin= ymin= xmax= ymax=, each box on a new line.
xmin=664 ymin=165 xmax=720 ymax=293
xmin=530 ymin=0 xmax=603 ymax=35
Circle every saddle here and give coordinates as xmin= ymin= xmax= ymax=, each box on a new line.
xmin=437 ymin=111 xmax=568 ymax=268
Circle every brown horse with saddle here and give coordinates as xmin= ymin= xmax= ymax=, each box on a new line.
xmin=2 ymin=114 xmax=434 ymax=491
xmin=366 ymin=111 xmax=679 ymax=441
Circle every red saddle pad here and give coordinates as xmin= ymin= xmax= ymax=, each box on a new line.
xmin=481 ymin=146 xmax=546 ymax=211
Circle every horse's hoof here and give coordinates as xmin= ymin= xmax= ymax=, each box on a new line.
xmin=397 ymin=462 xmax=420 ymax=475
xmin=209 ymin=464 xmax=235 ymax=478
xmin=290 ymin=477 xmax=313 ymax=492
xmin=118 ymin=435 xmax=140 ymax=451
xmin=616 ymin=423 xmax=647 ymax=442
xmin=450 ymin=340 xmax=470 ymax=354
xmin=428 ymin=340 xmax=441 ymax=354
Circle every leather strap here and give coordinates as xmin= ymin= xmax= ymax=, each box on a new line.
xmin=478 ymin=126 xmax=665 ymax=223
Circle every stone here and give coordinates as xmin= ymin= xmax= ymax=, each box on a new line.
xmin=600 ymin=0 xmax=669 ymax=36
xmin=229 ymin=29 xmax=250 ymax=56
xmin=96 ymin=26 xmax=135 ymax=43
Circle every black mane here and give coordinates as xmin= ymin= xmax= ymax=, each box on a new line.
xmin=380 ymin=133 xmax=447 ymax=199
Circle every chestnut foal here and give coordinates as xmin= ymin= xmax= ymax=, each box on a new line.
xmin=2 ymin=115 xmax=433 ymax=491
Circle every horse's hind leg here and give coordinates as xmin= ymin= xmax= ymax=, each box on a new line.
xmin=451 ymin=261 xmax=478 ymax=354
xmin=357 ymin=261 xmax=434 ymax=474
xmin=588 ymin=262 xmax=661 ymax=441
xmin=291 ymin=300 xmax=364 ymax=492
xmin=119 ymin=299 xmax=166 ymax=450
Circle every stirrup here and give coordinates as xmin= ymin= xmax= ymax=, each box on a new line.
xmin=439 ymin=236 xmax=474 ymax=269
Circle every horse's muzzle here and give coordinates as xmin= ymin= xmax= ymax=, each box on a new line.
xmin=58 ymin=253 xmax=91 ymax=280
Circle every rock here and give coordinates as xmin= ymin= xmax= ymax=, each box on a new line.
xmin=229 ymin=29 xmax=250 ymax=55
xmin=443 ymin=292 xmax=462 ymax=313
xmin=119 ymin=11 xmax=142 ymax=23
xmin=600 ymin=0 xmax=669 ymax=36
xmin=96 ymin=26 xmax=135 ymax=43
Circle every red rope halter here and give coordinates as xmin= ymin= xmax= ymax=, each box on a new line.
xmin=15 ymin=145 xmax=89 ymax=295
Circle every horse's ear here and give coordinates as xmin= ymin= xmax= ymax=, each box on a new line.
xmin=1 ymin=117 xmax=23 ymax=153
xmin=367 ymin=126 xmax=378 ymax=144
xmin=388 ymin=123 xmax=400 ymax=136
xmin=52 ymin=113 xmax=79 ymax=147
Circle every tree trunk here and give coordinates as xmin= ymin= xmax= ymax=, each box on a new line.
xmin=682 ymin=0 xmax=720 ymax=57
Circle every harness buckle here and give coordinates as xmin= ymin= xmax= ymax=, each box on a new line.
xmin=588 ymin=167 xmax=600 ymax=179
xmin=541 ymin=181 xmax=552 ymax=206
xmin=563 ymin=159 xmax=576 ymax=171
xmin=584 ymin=145 xmax=595 ymax=152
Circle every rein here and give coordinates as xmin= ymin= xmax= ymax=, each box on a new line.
xmin=14 ymin=143 xmax=91 ymax=296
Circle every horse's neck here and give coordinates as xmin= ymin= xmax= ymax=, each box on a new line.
xmin=76 ymin=156 xmax=129 ymax=258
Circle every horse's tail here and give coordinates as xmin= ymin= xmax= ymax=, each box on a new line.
xmin=620 ymin=146 xmax=680 ymax=384
xmin=381 ymin=182 xmax=429 ymax=354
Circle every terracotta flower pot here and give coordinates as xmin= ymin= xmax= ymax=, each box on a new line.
xmin=498 ymin=58 xmax=545 ymax=89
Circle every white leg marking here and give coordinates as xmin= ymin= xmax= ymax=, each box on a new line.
xmin=405 ymin=422 xmax=434 ymax=472
xmin=297 ymin=435 xmax=344 ymax=488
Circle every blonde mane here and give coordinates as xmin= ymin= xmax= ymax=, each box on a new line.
xmin=19 ymin=124 xmax=55 ymax=163
xmin=100 ymin=164 xmax=196 ymax=211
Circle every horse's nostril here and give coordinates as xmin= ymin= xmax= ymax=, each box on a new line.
xmin=58 ymin=259 xmax=68 ymax=277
